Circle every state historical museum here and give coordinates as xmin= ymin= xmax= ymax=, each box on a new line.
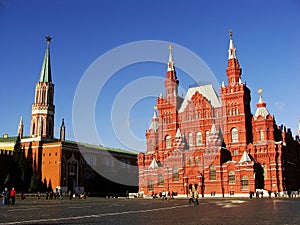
xmin=138 ymin=31 xmax=300 ymax=197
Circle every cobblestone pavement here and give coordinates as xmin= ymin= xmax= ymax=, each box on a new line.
xmin=0 ymin=197 xmax=299 ymax=225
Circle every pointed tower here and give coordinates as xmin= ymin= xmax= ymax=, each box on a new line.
xmin=252 ymin=88 xmax=274 ymax=143
xmin=164 ymin=45 xmax=179 ymax=105
xmin=30 ymin=36 xmax=55 ymax=139
xmin=60 ymin=118 xmax=66 ymax=141
xmin=220 ymin=30 xmax=252 ymax=150
xmin=18 ymin=116 xmax=24 ymax=138
xmin=226 ymin=30 xmax=241 ymax=86
xmin=146 ymin=106 xmax=159 ymax=154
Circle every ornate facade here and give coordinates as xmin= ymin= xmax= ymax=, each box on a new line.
xmin=138 ymin=31 xmax=300 ymax=197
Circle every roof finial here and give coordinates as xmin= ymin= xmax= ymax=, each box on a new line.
xmin=229 ymin=30 xmax=233 ymax=40
xmin=228 ymin=30 xmax=237 ymax=59
xmin=258 ymin=88 xmax=263 ymax=103
xmin=167 ymin=44 xmax=175 ymax=71
xmin=45 ymin=36 xmax=52 ymax=43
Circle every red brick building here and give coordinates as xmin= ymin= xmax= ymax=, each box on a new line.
xmin=138 ymin=31 xmax=300 ymax=197
xmin=0 ymin=37 xmax=138 ymax=196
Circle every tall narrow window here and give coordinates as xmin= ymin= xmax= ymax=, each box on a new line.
xmin=166 ymin=135 xmax=171 ymax=148
xmin=148 ymin=181 xmax=154 ymax=191
xmin=228 ymin=171 xmax=235 ymax=184
xmin=209 ymin=164 xmax=216 ymax=180
xmin=188 ymin=132 xmax=193 ymax=146
xmin=158 ymin=175 xmax=164 ymax=186
xmin=231 ymin=128 xmax=238 ymax=143
xmin=195 ymin=156 xmax=199 ymax=166
xmin=259 ymin=130 xmax=264 ymax=141
xmin=172 ymin=168 xmax=179 ymax=182
xmin=196 ymin=132 xmax=202 ymax=146
xmin=189 ymin=156 xmax=193 ymax=166
xmin=241 ymin=176 xmax=249 ymax=190
xmin=205 ymin=130 xmax=210 ymax=146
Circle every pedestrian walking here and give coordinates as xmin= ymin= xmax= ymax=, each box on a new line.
xmin=10 ymin=187 xmax=16 ymax=205
xmin=188 ymin=189 xmax=195 ymax=205
xmin=193 ymin=187 xmax=199 ymax=205
xmin=2 ymin=188 xmax=9 ymax=205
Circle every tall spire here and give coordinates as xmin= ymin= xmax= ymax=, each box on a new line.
xmin=39 ymin=36 xmax=52 ymax=83
xmin=18 ymin=116 xmax=24 ymax=138
xmin=168 ymin=44 xmax=175 ymax=72
xmin=30 ymin=36 xmax=55 ymax=139
xmin=226 ymin=30 xmax=241 ymax=86
xmin=60 ymin=118 xmax=66 ymax=141
xmin=228 ymin=30 xmax=237 ymax=59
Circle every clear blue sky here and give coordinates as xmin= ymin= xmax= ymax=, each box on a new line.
xmin=0 ymin=0 xmax=299 ymax=152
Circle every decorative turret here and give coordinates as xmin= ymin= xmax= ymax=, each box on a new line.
xmin=226 ymin=30 xmax=242 ymax=86
xmin=60 ymin=118 xmax=66 ymax=141
xmin=30 ymin=36 xmax=55 ymax=139
xmin=164 ymin=45 xmax=179 ymax=105
xmin=18 ymin=116 xmax=24 ymax=138
xmin=254 ymin=88 xmax=270 ymax=120
xmin=252 ymin=89 xmax=274 ymax=142
xmin=148 ymin=106 xmax=158 ymax=132
xmin=220 ymin=30 xmax=252 ymax=145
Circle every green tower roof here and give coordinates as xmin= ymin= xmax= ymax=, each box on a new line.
xmin=39 ymin=36 xmax=52 ymax=83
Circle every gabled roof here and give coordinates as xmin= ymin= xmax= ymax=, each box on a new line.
xmin=178 ymin=84 xmax=221 ymax=113
xmin=148 ymin=158 xmax=162 ymax=169
xmin=239 ymin=151 xmax=252 ymax=164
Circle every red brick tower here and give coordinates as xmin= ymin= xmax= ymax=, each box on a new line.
xmin=251 ymin=89 xmax=283 ymax=193
xmin=30 ymin=36 xmax=55 ymax=139
xmin=155 ymin=45 xmax=182 ymax=162
xmin=220 ymin=30 xmax=252 ymax=159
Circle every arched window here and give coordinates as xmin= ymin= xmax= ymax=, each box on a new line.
xmin=166 ymin=135 xmax=171 ymax=148
xmin=231 ymin=128 xmax=238 ymax=143
xmin=195 ymin=156 xmax=199 ymax=166
xmin=172 ymin=168 xmax=179 ymax=182
xmin=148 ymin=181 xmax=154 ymax=191
xmin=158 ymin=175 xmax=164 ymax=186
xmin=236 ymin=107 xmax=239 ymax=115
xmin=196 ymin=132 xmax=202 ymax=146
xmin=228 ymin=171 xmax=235 ymax=184
xmin=259 ymin=130 xmax=264 ymax=141
xmin=189 ymin=156 xmax=193 ymax=166
xmin=205 ymin=130 xmax=210 ymax=146
xmin=188 ymin=132 xmax=193 ymax=146
xmin=209 ymin=164 xmax=216 ymax=180
xmin=241 ymin=176 xmax=249 ymax=190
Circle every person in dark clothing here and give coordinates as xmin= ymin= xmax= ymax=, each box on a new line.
xmin=2 ymin=188 xmax=9 ymax=205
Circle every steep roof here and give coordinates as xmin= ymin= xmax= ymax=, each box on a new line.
xmin=239 ymin=151 xmax=252 ymax=164
xmin=254 ymin=94 xmax=270 ymax=120
xmin=178 ymin=84 xmax=221 ymax=113
xmin=39 ymin=37 xmax=52 ymax=83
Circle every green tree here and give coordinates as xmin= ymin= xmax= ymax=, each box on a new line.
xmin=11 ymin=136 xmax=34 ymax=191
xmin=29 ymin=174 xmax=43 ymax=192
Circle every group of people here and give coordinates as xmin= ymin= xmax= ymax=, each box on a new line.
xmin=151 ymin=190 xmax=175 ymax=200
xmin=2 ymin=187 xmax=17 ymax=205
xmin=188 ymin=186 xmax=199 ymax=205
